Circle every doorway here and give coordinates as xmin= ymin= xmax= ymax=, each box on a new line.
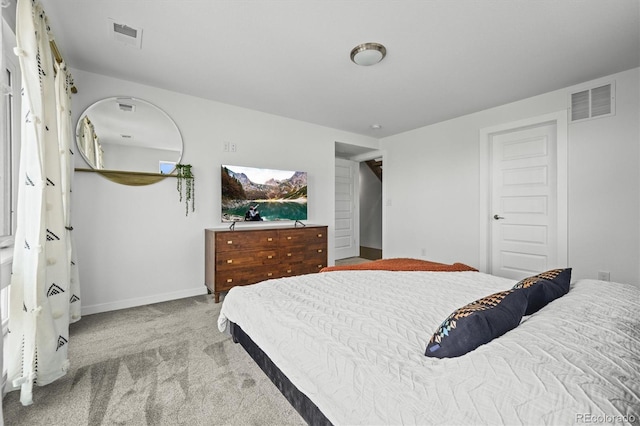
xmin=334 ymin=143 xmax=384 ymax=261
xmin=359 ymin=159 xmax=383 ymax=260
xmin=479 ymin=112 xmax=568 ymax=278
xmin=335 ymin=158 xmax=359 ymax=259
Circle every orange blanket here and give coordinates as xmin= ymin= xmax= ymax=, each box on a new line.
xmin=320 ymin=258 xmax=478 ymax=273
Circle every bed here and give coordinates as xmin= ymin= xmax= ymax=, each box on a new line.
xmin=217 ymin=259 xmax=640 ymax=425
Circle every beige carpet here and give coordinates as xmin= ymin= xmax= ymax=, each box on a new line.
xmin=3 ymin=295 xmax=305 ymax=426
xmin=334 ymin=257 xmax=370 ymax=266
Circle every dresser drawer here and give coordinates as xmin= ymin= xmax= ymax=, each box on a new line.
xmin=279 ymin=248 xmax=305 ymax=262
xmin=280 ymin=244 xmax=325 ymax=261
xmin=305 ymin=243 xmax=327 ymax=258
xmin=281 ymin=260 xmax=326 ymax=277
xmin=278 ymin=227 xmax=326 ymax=245
xmin=215 ymin=268 xmax=280 ymax=291
xmin=215 ymin=230 xmax=278 ymax=252
xmin=216 ymin=249 xmax=278 ymax=270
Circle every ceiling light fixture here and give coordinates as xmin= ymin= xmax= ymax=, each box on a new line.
xmin=370 ymin=124 xmax=382 ymax=130
xmin=350 ymin=42 xmax=386 ymax=66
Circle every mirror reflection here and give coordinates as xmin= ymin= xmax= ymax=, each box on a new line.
xmin=76 ymin=97 xmax=183 ymax=174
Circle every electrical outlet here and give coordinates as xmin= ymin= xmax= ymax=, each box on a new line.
xmin=230 ymin=143 xmax=237 ymax=152
xmin=597 ymin=271 xmax=610 ymax=281
xmin=223 ymin=141 xmax=229 ymax=152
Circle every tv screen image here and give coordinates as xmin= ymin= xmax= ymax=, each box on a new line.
xmin=221 ymin=164 xmax=308 ymax=222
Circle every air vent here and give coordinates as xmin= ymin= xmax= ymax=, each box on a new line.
xmin=114 ymin=23 xmax=137 ymax=38
xmin=118 ymin=102 xmax=135 ymax=113
xmin=108 ymin=18 xmax=143 ymax=49
xmin=569 ymin=82 xmax=615 ymax=122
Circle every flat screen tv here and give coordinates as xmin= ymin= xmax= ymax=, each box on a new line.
xmin=221 ymin=164 xmax=307 ymax=223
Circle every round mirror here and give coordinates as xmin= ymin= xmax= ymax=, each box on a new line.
xmin=76 ymin=97 xmax=183 ymax=177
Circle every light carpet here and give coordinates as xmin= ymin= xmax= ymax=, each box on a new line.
xmin=3 ymin=295 xmax=305 ymax=425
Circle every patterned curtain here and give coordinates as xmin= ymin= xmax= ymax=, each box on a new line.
xmin=54 ymin=61 xmax=81 ymax=323
xmin=7 ymin=0 xmax=81 ymax=405
xmin=77 ymin=115 xmax=103 ymax=169
xmin=77 ymin=116 xmax=95 ymax=167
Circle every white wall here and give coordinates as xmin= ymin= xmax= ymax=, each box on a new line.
xmin=71 ymin=69 xmax=378 ymax=314
xmin=72 ymin=66 xmax=639 ymax=314
xmin=101 ymin=144 xmax=179 ymax=173
xmin=359 ymin=163 xmax=382 ymax=250
xmin=381 ymin=67 xmax=640 ymax=286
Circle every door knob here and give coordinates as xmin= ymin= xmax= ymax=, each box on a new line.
xmin=493 ymin=214 xmax=505 ymax=220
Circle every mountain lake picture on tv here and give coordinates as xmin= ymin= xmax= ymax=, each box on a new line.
xmin=221 ymin=164 xmax=308 ymax=223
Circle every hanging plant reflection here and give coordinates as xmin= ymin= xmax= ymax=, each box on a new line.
xmin=176 ymin=164 xmax=195 ymax=216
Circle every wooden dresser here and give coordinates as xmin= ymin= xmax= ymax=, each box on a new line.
xmin=205 ymin=225 xmax=328 ymax=302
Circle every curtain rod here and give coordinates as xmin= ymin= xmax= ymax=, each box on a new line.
xmin=50 ymin=40 xmax=78 ymax=94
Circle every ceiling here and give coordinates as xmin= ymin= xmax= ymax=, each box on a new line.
xmin=28 ymin=1 xmax=640 ymax=138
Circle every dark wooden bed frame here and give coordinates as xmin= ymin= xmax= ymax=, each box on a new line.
xmin=230 ymin=322 xmax=332 ymax=426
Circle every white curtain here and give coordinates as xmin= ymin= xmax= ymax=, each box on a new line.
xmin=0 ymin=10 xmax=5 ymax=425
xmin=7 ymin=0 xmax=81 ymax=405
xmin=77 ymin=116 xmax=95 ymax=167
xmin=77 ymin=115 xmax=103 ymax=169
xmin=54 ymin=60 xmax=81 ymax=323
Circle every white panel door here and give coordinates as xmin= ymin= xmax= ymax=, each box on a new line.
xmin=491 ymin=123 xmax=557 ymax=279
xmin=335 ymin=158 xmax=358 ymax=259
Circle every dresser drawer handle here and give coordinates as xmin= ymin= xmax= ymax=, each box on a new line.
xmin=287 ymin=269 xmax=292 ymax=273
xmin=287 ymin=236 xmax=292 ymax=240
xmin=226 ymin=278 xmax=233 ymax=283
xmin=317 ymin=249 xmax=323 ymax=253
xmin=227 ymin=240 xmax=233 ymax=245
xmin=318 ymin=233 xmax=323 ymax=238
xmin=287 ymin=253 xmax=292 ymax=257
xmin=267 ymin=237 xmax=273 ymax=242
xmin=267 ymin=255 xmax=273 ymax=259
xmin=267 ymin=272 xmax=273 ymax=277
xmin=227 ymin=259 xmax=233 ymax=264
xmin=318 ymin=264 xmax=323 ymax=268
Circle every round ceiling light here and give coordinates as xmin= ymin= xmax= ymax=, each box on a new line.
xmin=350 ymin=42 xmax=387 ymax=66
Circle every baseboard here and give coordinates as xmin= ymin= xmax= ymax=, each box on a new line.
xmin=360 ymin=246 xmax=382 ymax=260
xmin=81 ymin=286 xmax=208 ymax=316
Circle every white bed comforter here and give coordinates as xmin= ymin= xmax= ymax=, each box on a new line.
xmin=218 ymin=270 xmax=640 ymax=425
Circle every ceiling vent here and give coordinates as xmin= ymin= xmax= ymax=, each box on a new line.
xmin=569 ymin=82 xmax=615 ymax=123
xmin=118 ymin=102 xmax=135 ymax=113
xmin=108 ymin=18 xmax=143 ymax=49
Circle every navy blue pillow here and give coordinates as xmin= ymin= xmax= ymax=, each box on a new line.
xmin=425 ymin=289 xmax=528 ymax=358
xmin=512 ymin=268 xmax=572 ymax=315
